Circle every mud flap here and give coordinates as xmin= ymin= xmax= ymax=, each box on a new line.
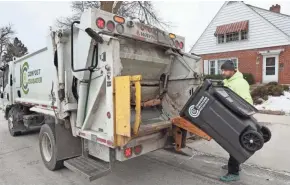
xmin=55 ymin=119 xmax=82 ymax=161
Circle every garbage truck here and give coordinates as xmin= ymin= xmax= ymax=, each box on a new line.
xmin=0 ymin=8 xmax=203 ymax=181
xmin=0 ymin=8 xmax=271 ymax=181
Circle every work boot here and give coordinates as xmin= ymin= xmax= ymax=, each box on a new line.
xmin=222 ymin=164 xmax=241 ymax=171
xmin=220 ymin=174 xmax=240 ymax=182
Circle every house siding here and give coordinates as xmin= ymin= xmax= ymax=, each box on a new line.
xmin=191 ymin=2 xmax=290 ymax=55
xmin=251 ymin=6 xmax=290 ymax=37
xmin=201 ymin=45 xmax=290 ymax=84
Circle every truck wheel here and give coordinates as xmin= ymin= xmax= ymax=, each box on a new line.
xmin=5 ymin=105 xmax=12 ymax=120
xmin=7 ymin=108 xmax=21 ymax=136
xmin=241 ymin=130 xmax=264 ymax=153
xmin=39 ymin=123 xmax=64 ymax=171
xmin=260 ymin=126 xmax=271 ymax=143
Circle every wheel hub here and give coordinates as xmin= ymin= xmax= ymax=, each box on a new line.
xmin=8 ymin=117 xmax=13 ymax=130
xmin=41 ymin=133 xmax=53 ymax=162
xmin=241 ymin=131 xmax=264 ymax=152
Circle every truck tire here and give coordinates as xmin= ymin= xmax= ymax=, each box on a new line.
xmin=39 ymin=123 xmax=64 ymax=171
xmin=5 ymin=105 xmax=12 ymax=120
xmin=7 ymin=107 xmax=22 ymax=136
xmin=240 ymin=130 xmax=264 ymax=153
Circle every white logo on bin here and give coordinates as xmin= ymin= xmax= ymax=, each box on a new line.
xmin=188 ymin=105 xmax=200 ymax=118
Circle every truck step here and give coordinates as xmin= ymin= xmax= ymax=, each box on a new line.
xmin=64 ymin=155 xmax=111 ymax=181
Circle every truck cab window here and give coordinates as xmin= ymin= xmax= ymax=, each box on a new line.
xmin=3 ymin=66 xmax=9 ymax=88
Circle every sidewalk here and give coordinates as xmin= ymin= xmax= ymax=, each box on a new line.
xmin=188 ymin=113 xmax=290 ymax=173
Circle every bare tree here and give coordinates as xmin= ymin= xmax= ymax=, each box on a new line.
xmin=57 ymin=1 xmax=170 ymax=29
xmin=0 ymin=24 xmax=15 ymax=65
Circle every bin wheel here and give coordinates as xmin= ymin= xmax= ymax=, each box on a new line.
xmin=260 ymin=126 xmax=271 ymax=143
xmin=241 ymin=130 xmax=264 ymax=152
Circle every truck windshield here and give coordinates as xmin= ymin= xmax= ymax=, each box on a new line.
xmin=3 ymin=65 xmax=9 ymax=88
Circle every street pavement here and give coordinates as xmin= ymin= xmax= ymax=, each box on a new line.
xmin=0 ymin=112 xmax=290 ymax=185
xmin=190 ymin=113 xmax=290 ymax=173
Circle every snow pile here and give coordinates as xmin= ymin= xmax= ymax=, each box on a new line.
xmin=255 ymin=91 xmax=290 ymax=114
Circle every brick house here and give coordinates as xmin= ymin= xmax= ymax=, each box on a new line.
xmin=190 ymin=1 xmax=290 ymax=84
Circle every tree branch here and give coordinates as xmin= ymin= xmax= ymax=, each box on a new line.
xmin=56 ymin=1 xmax=171 ymax=30
xmin=113 ymin=1 xmax=123 ymax=14
xmin=100 ymin=1 xmax=114 ymax=12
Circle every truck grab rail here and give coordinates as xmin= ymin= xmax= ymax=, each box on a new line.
xmin=70 ymin=21 xmax=101 ymax=72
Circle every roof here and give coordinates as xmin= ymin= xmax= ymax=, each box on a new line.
xmin=247 ymin=4 xmax=290 ymax=37
xmin=190 ymin=2 xmax=290 ymax=53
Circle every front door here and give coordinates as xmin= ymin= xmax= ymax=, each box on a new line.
xmin=263 ymin=55 xmax=279 ymax=83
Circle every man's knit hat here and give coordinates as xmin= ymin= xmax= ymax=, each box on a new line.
xmin=221 ymin=60 xmax=235 ymax=71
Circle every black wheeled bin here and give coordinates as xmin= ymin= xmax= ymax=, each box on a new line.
xmin=180 ymin=80 xmax=271 ymax=163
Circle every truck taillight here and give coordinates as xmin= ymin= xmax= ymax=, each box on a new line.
xmin=124 ymin=147 xmax=132 ymax=158
xmin=116 ymin=24 xmax=124 ymax=34
xmin=169 ymin=33 xmax=176 ymax=39
xmin=114 ymin=15 xmax=125 ymax=24
xmin=107 ymin=21 xmax=115 ymax=32
xmin=179 ymin=41 xmax=184 ymax=49
xmin=175 ymin=40 xmax=180 ymax=48
xmin=96 ymin=17 xmax=105 ymax=29
xmin=133 ymin=145 xmax=142 ymax=155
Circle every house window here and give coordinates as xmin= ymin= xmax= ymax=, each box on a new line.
xmin=226 ymin=32 xmax=239 ymax=42
xmin=215 ymin=20 xmax=249 ymax=44
xmin=207 ymin=58 xmax=238 ymax=75
xmin=210 ymin=60 xmax=216 ymax=75
xmin=265 ymin=57 xmax=276 ymax=75
xmin=218 ymin=34 xmax=225 ymax=44
xmin=241 ymin=30 xmax=248 ymax=40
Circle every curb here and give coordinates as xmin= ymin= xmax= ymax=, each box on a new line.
xmin=258 ymin=110 xmax=286 ymax=115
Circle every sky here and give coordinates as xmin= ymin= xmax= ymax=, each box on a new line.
xmin=0 ymin=1 xmax=290 ymax=53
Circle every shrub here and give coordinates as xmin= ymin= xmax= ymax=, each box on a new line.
xmin=251 ymin=83 xmax=285 ymax=105
xmin=267 ymin=81 xmax=278 ymax=86
xmin=243 ymin=73 xmax=255 ymax=85
xmin=283 ymin=85 xmax=290 ymax=91
xmin=251 ymin=85 xmax=268 ymax=98
xmin=271 ymin=85 xmax=284 ymax=96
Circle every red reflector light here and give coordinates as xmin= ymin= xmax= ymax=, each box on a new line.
xmin=179 ymin=41 xmax=184 ymax=49
xmin=124 ymin=148 xmax=132 ymax=158
xmin=107 ymin=112 xmax=111 ymax=119
xmin=175 ymin=40 xmax=180 ymax=48
xmin=107 ymin=21 xmax=115 ymax=32
xmin=96 ymin=17 xmax=105 ymax=29
xmin=134 ymin=145 xmax=142 ymax=155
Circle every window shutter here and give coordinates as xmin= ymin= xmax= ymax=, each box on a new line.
xmin=203 ymin=60 xmax=209 ymax=75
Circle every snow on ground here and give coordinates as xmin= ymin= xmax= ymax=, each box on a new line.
xmin=255 ymin=91 xmax=290 ymax=113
